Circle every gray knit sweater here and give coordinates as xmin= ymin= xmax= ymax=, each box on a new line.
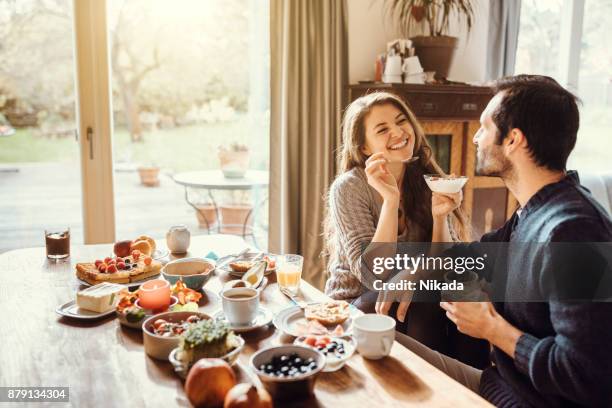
xmin=325 ymin=167 xmax=451 ymax=300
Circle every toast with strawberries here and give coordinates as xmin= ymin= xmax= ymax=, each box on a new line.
xmin=76 ymin=250 xmax=161 ymax=285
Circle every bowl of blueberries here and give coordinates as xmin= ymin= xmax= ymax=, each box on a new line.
xmin=250 ymin=345 xmax=326 ymax=400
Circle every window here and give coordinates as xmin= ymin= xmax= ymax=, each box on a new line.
xmin=0 ymin=0 xmax=270 ymax=254
xmin=0 ymin=0 xmax=82 ymax=253
xmin=516 ymin=0 xmax=612 ymax=173
xmin=108 ymin=0 xmax=270 ymax=248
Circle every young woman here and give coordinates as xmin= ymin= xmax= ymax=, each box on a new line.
xmin=324 ymin=92 xmax=488 ymax=368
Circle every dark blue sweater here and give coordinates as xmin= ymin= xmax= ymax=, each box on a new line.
xmin=477 ymin=172 xmax=612 ymax=407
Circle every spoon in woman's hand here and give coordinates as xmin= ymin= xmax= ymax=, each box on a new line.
xmin=389 ymin=156 xmax=419 ymax=164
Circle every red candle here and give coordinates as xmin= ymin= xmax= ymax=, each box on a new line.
xmin=138 ymin=279 xmax=171 ymax=311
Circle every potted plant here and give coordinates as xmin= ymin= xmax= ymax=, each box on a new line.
xmin=219 ymin=190 xmax=254 ymax=235
xmin=218 ymin=142 xmax=249 ymax=179
xmin=137 ymin=163 xmax=161 ymax=187
xmin=194 ymin=202 xmax=219 ymax=231
xmin=385 ymin=0 xmax=475 ymax=79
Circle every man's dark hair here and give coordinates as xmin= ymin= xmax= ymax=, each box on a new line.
xmin=491 ymin=74 xmax=580 ymax=171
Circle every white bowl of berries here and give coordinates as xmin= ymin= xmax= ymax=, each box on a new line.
xmin=294 ymin=335 xmax=356 ymax=372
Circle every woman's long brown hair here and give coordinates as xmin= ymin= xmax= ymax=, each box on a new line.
xmin=323 ymin=92 xmax=470 ymax=261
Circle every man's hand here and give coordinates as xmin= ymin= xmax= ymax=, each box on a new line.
xmin=440 ymin=301 xmax=498 ymax=339
xmin=440 ymin=301 xmax=523 ymax=358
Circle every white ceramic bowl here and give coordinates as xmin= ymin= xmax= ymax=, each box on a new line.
xmin=142 ymin=311 xmax=211 ymax=361
xmin=293 ymin=336 xmax=356 ymax=372
xmin=250 ymin=345 xmax=326 ymax=401
xmin=161 ymin=257 xmax=215 ymax=290
xmin=424 ymin=174 xmax=468 ymax=194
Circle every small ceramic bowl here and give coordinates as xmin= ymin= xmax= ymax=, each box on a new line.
xmin=423 ymin=174 xmax=468 ymax=194
xmin=250 ymin=345 xmax=326 ymax=401
xmin=142 ymin=311 xmax=211 ymax=361
xmin=168 ymin=336 xmax=245 ymax=379
xmin=116 ymin=296 xmax=178 ymax=329
xmin=161 ymin=257 xmax=215 ymax=291
xmin=293 ymin=336 xmax=356 ymax=372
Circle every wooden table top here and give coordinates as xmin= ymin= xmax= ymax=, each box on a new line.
xmin=0 ymin=235 xmax=491 ymax=407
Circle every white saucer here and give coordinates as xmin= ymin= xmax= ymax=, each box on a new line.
xmin=56 ymin=300 xmax=116 ymax=320
xmin=213 ymin=307 xmax=273 ymax=333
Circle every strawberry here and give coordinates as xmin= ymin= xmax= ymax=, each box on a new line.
xmin=304 ymin=336 xmax=317 ymax=347
xmin=107 ymin=258 xmax=116 ymax=265
xmin=98 ymin=263 xmax=107 ymax=273
xmin=117 ymin=262 xmax=126 ymax=270
xmin=144 ymin=256 xmax=152 ymax=266
xmin=104 ymin=257 xmax=112 ymax=264
xmin=107 ymin=264 xmax=118 ymax=274
xmin=94 ymin=260 xmax=103 ymax=267
xmin=116 ymin=257 xmax=124 ymax=263
xmin=315 ymin=336 xmax=331 ymax=347
xmin=131 ymin=250 xmax=141 ymax=261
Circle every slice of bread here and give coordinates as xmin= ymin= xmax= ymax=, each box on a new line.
xmin=304 ymin=301 xmax=350 ymax=326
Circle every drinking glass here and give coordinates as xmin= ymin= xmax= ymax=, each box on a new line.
xmin=45 ymin=227 xmax=70 ymax=260
xmin=276 ymin=254 xmax=303 ymax=296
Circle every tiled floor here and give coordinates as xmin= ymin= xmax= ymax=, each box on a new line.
xmin=0 ymin=162 xmax=267 ymax=254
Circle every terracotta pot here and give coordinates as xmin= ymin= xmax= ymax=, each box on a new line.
xmin=138 ymin=166 xmax=160 ymax=187
xmin=194 ymin=204 xmax=218 ymax=230
xmin=219 ymin=204 xmax=253 ymax=235
xmin=218 ymin=150 xmax=250 ymax=179
xmin=410 ymin=35 xmax=458 ymax=79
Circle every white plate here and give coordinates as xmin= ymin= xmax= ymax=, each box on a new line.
xmin=293 ymin=335 xmax=356 ymax=372
xmin=217 ymin=252 xmax=277 ymax=277
xmin=56 ymin=300 xmax=116 ymax=320
xmin=272 ymin=303 xmax=363 ymax=337
xmin=77 ymin=273 xmax=161 ymax=289
xmin=108 ymin=248 xmax=168 ymax=261
xmin=212 ymin=307 xmax=274 ymax=333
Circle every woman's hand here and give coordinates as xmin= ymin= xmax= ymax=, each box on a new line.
xmin=365 ymin=152 xmax=400 ymax=205
xmin=431 ymin=191 xmax=462 ymax=219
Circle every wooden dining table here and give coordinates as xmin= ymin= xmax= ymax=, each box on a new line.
xmin=0 ymin=234 xmax=492 ymax=407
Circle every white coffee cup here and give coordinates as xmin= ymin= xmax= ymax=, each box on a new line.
xmin=221 ymin=287 xmax=259 ymax=326
xmin=384 ymin=55 xmax=403 ymax=76
xmin=401 ymin=56 xmax=424 ymax=76
xmin=353 ymin=314 xmax=396 ymax=359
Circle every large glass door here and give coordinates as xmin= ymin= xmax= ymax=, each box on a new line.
xmin=0 ymin=0 xmax=83 ymax=253
xmin=107 ymin=0 xmax=270 ymax=249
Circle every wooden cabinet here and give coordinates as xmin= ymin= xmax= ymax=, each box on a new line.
xmin=348 ymin=83 xmax=518 ymax=238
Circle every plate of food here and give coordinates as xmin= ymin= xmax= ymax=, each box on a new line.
xmin=56 ymin=282 xmax=124 ymax=320
xmin=168 ymin=318 xmax=245 ymax=378
xmin=294 ymin=335 xmax=356 ymax=372
xmin=424 ymin=174 xmax=468 ymax=194
xmin=217 ymin=252 xmax=277 ymax=277
xmin=111 ymin=235 xmax=168 ymax=260
xmin=76 ymin=237 xmax=163 ymax=287
xmin=273 ymin=300 xmax=362 ymax=338
xmin=116 ymin=280 xmax=210 ymax=329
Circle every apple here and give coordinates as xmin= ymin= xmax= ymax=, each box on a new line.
xmin=113 ymin=240 xmax=132 ymax=258
xmin=185 ymin=359 xmax=236 ymax=408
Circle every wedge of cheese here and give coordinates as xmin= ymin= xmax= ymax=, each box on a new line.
xmin=76 ymin=283 xmax=124 ymax=313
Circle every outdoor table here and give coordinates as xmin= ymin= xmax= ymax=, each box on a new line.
xmin=0 ymin=235 xmax=492 ymax=407
xmin=173 ymin=170 xmax=269 ymax=246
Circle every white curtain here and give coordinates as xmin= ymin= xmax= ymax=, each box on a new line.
xmin=486 ymin=0 xmax=522 ymax=80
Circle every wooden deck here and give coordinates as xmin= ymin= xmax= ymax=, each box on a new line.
xmin=0 ymin=162 xmax=267 ymax=254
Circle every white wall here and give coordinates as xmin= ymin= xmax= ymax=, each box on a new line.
xmin=347 ymin=0 xmax=490 ymax=84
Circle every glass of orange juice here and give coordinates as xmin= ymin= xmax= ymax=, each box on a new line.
xmin=276 ymin=254 xmax=303 ymax=296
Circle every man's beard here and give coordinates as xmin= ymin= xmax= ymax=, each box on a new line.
xmin=475 ymin=144 xmax=512 ymax=178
